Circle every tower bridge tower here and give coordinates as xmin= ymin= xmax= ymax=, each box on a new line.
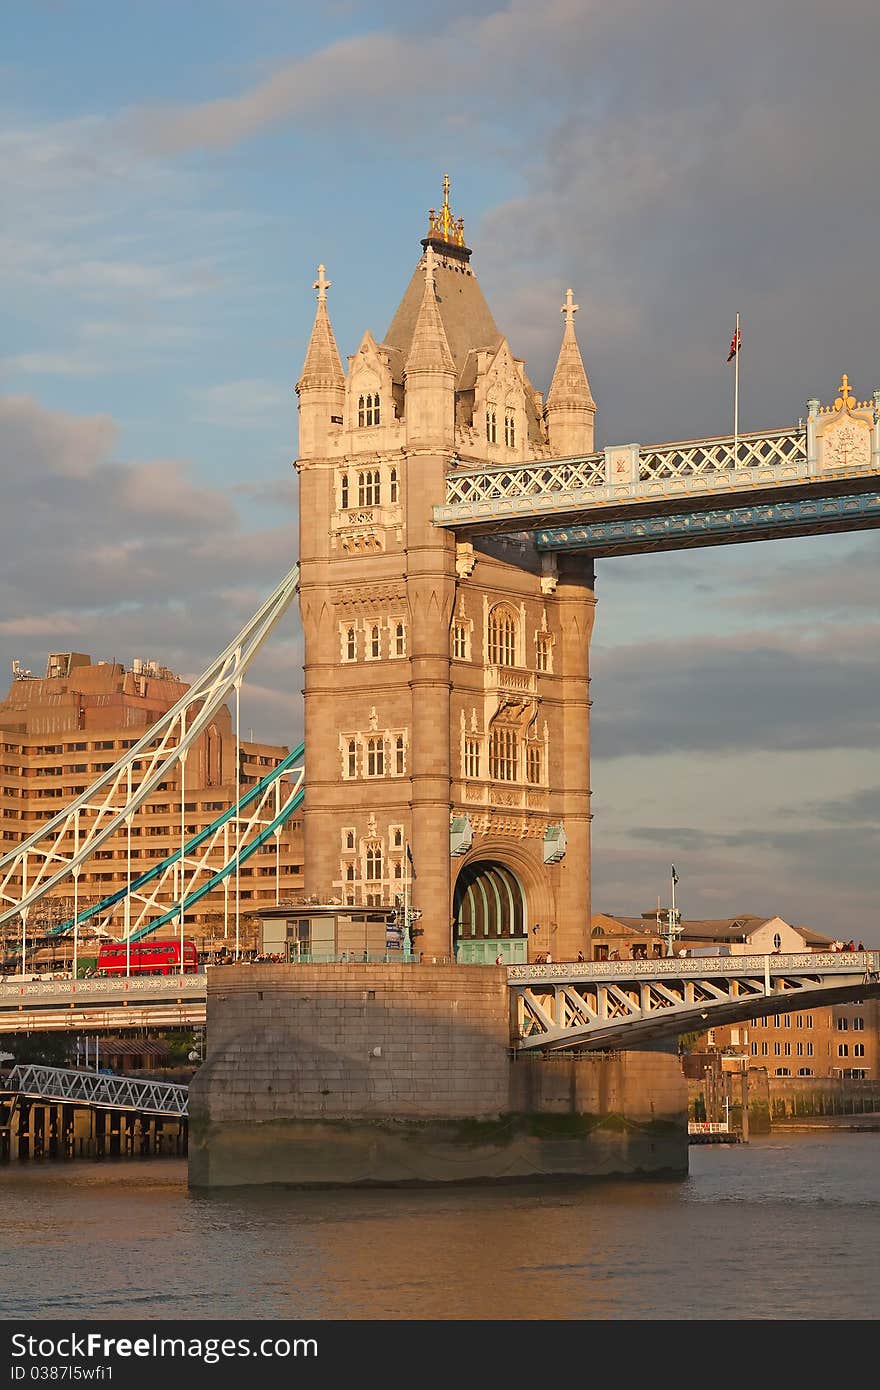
xmin=295 ymin=180 xmax=596 ymax=962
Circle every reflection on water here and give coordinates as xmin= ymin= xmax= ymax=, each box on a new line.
xmin=1 ymin=1134 xmax=879 ymax=1320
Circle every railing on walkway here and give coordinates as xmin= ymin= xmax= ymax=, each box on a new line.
xmin=2 ymin=1064 xmax=188 ymax=1116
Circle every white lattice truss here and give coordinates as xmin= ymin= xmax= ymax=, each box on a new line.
xmin=3 ymin=1063 xmax=188 ymax=1116
xmin=436 ymin=427 xmax=860 ymax=528
xmin=0 ymin=564 xmax=300 ymax=930
xmin=508 ymin=952 xmax=880 ymax=1052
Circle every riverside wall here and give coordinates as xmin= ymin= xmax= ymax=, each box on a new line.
xmin=188 ymin=964 xmax=688 ymax=1188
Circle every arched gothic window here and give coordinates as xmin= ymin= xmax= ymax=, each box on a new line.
xmin=369 ymin=625 xmax=381 ymax=659
xmin=488 ymin=605 xmax=517 ymax=667
xmin=394 ymin=622 xmax=405 ymax=658
xmin=347 ymin=740 xmax=357 ymax=778
xmin=526 ymin=745 xmax=541 ymax=784
xmin=389 ymin=468 xmax=399 ymax=503
xmin=486 ymin=408 xmax=497 ymax=444
xmin=489 ymin=726 xmax=518 ymax=782
xmin=345 ymin=627 xmax=357 ymax=662
xmin=358 ymin=470 xmax=381 ymax=506
xmin=367 ymin=737 xmax=384 ymax=777
xmin=504 ymin=409 xmax=516 ymax=448
xmin=365 ymin=845 xmax=383 ymax=880
xmin=358 ymin=393 xmax=380 ymax=427
xmin=395 ymin=735 xmax=405 ymax=775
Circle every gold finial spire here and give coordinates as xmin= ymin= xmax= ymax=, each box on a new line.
xmin=313 ymin=264 xmax=331 ymax=304
xmin=427 ymin=174 xmax=465 ymax=246
xmin=561 ymin=288 xmax=579 ymax=326
xmin=836 ymin=372 xmax=854 ymax=409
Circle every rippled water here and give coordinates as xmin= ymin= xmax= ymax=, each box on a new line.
xmin=1 ymin=1133 xmax=878 ymax=1320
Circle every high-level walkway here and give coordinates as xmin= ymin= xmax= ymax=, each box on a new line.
xmin=437 ymin=392 xmax=880 ymax=554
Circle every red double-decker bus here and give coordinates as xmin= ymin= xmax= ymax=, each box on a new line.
xmin=95 ymin=938 xmax=199 ymax=976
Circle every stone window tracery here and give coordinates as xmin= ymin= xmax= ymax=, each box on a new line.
xmin=486 ymin=408 xmax=497 ymax=444
xmin=365 ymin=845 xmax=383 ymax=880
xmin=489 ymin=725 xmax=518 ymax=781
xmin=369 ymin=625 xmax=381 ymax=660
xmin=358 ymin=393 xmax=380 ymax=427
xmin=488 ymin=605 xmax=517 ymax=667
xmin=390 ymin=468 xmax=399 ymax=503
xmin=358 ymin=470 xmax=381 ymax=506
xmin=367 ymin=737 xmax=384 ymax=777
xmin=346 ymin=740 xmax=357 ymax=778
xmin=340 ymin=473 xmax=349 ymax=509
xmin=464 ymin=738 xmax=481 ymax=779
xmin=526 ymin=744 xmax=541 ymax=784
xmin=452 ymin=622 xmax=469 ymax=661
xmin=535 ymin=633 xmax=552 ymax=673
xmin=394 ymin=621 xmax=406 ymax=658
xmin=344 ymin=626 xmax=357 ymax=662
xmin=504 ymin=409 xmax=516 ymax=448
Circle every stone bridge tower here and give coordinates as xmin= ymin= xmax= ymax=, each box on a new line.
xmin=295 ymin=180 xmax=597 ymax=962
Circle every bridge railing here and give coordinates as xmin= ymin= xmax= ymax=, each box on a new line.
xmin=440 ymin=428 xmax=810 ymax=520
xmin=0 ymin=974 xmax=207 ymax=1001
xmin=3 ymin=1064 xmax=188 ymax=1117
xmin=506 ymin=950 xmax=880 ymax=982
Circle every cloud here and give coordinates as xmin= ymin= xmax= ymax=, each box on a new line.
xmin=190 ymin=379 xmax=291 ymax=428
xmin=0 ymin=394 xmax=116 ymax=478
xmin=0 ymin=391 xmax=299 ymax=744
xmin=591 ymin=625 xmax=880 ymax=758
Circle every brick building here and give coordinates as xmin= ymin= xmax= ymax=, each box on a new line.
xmin=0 ymin=652 xmax=303 ymax=955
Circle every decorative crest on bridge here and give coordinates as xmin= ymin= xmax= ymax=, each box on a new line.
xmin=814 ymin=373 xmax=876 ymax=473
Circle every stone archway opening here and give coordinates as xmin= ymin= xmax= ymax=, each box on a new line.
xmin=453 ymin=860 xmax=528 ymax=964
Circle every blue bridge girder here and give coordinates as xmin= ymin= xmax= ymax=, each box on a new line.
xmin=536 ymin=489 xmax=880 ymax=557
xmin=506 ymin=951 xmax=880 ymax=1052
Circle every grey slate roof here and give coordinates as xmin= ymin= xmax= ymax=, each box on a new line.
xmin=384 ymin=254 xmax=502 ymax=384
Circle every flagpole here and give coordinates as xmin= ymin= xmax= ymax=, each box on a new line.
xmin=733 ymin=311 xmax=740 ymax=468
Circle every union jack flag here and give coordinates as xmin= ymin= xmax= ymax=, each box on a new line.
xmin=727 ymin=327 xmax=741 ymax=362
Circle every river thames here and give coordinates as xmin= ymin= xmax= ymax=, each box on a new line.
xmin=2 ymin=1131 xmax=878 ymax=1320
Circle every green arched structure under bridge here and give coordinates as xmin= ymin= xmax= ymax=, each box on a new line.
xmin=453 ymin=860 xmax=528 ymax=964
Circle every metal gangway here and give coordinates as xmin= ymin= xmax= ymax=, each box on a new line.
xmin=2 ymin=1063 xmax=188 ymax=1117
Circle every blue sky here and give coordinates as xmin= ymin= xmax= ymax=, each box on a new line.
xmin=3 ymin=0 xmax=879 ymax=938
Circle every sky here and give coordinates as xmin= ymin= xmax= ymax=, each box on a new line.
xmin=2 ymin=0 xmax=879 ymax=941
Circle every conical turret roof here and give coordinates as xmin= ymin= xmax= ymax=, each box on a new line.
xmin=546 ymin=289 xmax=595 ymax=412
xmin=296 ymin=264 xmax=344 ymax=393
xmin=404 ymin=247 xmax=456 ymax=376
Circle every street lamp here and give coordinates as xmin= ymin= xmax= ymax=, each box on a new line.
xmin=666 ymin=865 xmax=682 ymax=957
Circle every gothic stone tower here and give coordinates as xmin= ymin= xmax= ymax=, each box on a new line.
xmin=295 ymin=180 xmax=597 ymax=963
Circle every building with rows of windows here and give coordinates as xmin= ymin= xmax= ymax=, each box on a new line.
xmin=295 ymin=179 xmax=597 ymax=962
xmin=0 ymin=652 xmax=303 ymax=957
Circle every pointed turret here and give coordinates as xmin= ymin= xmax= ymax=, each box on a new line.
xmin=545 ymin=288 xmax=596 ymax=456
xmin=404 ymin=246 xmax=455 ymax=445
xmin=405 ymin=246 xmax=456 ymax=376
xmin=296 ymin=264 xmax=345 ymax=458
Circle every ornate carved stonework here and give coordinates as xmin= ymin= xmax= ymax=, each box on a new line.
xmin=816 ymin=374 xmax=874 ymax=472
xmin=335 ymin=583 xmax=406 ymax=613
xmin=456 ymin=541 xmax=477 ymax=579
xmin=819 ymin=418 xmax=871 ymax=470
